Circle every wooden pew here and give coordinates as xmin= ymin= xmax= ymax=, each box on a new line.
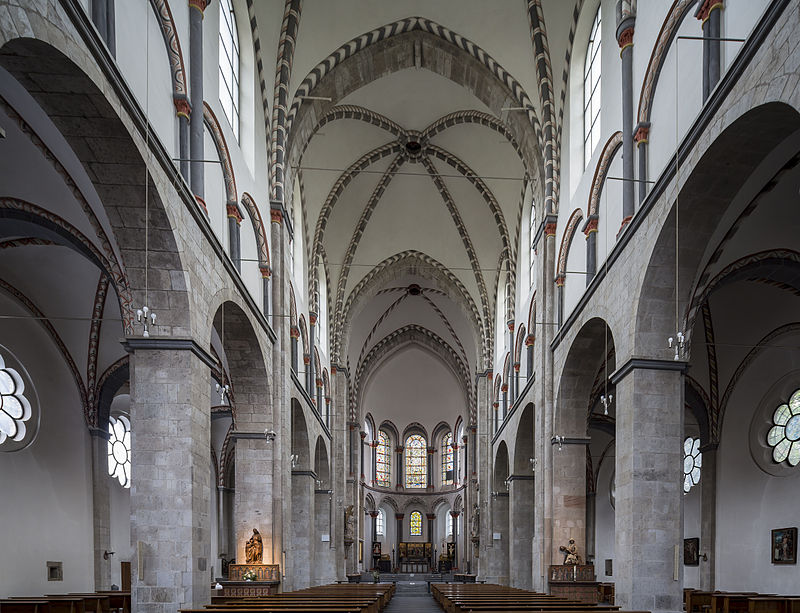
xmin=0 ymin=600 xmax=52 ymax=613
xmin=749 ymin=598 xmax=800 ymax=613
xmin=7 ymin=597 xmax=86 ymax=613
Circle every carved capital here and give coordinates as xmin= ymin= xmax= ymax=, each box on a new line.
xmin=173 ymin=96 xmax=191 ymax=119
xmin=270 ymin=208 xmax=283 ymax=224
xmin=259 ymin=265 xmax=271 ymax=279
xmin=634 ymin=123 xmax=650 ymax=144
xmin=525 ymin=334 xmax=535 ymax=347
xmin=555 ymin=274 xmax=566 ymax=287
xmin=544 ymin=222 xmax=557 ymax=237
xmin=617 ymin=26 xmax=634 ymax=52
xmin=188 ymin=0 xmax=209 ymax=13
xmin=583 ymin=217 xmax=599 ymax=236
xmin=695 ymin=0 xmax=724 ymax=23
xmin=226 ymin=203 xmax=243 ymax=224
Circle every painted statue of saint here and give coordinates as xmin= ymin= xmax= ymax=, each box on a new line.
xmin=245 ymin=528 xmax=263 ymax=564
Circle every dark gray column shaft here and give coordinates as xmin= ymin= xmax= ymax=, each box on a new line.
xmin=189 ymin=3 xmax=204 ymax=198
xmin=618 ymin=18 xmax=636 ymax=222
xmin=586 ymin=229 xmax=597 ymax=284
xmin=227 ymin=213 xmax=241 ymax=272
xmin=178 ymin=113 xmax=190 ymax=182
xmin=308 ymin=316 xmax=316 ymax=398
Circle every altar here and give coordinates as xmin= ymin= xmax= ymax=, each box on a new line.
xmin=398 ymin=542 xmax=432 ymax=573
xmin=217 ymin=528 xmax=280 ymax=596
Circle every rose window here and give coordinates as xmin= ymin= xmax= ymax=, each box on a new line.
xmin=0 ymin=352 xmax=32 ymax=446
xmin=766 ymin=389 xmax=800 ymax=467
xmin=683 ymin=437 xmax=702 ymax=493
xmin=108 ymin=415 xmax=132 ymax=488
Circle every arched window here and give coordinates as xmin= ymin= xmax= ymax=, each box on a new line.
xmin=441 ymin=431 xmax=454 ymax=486
xmin=376 ymin=509 xmax=385 ymax=536
xmin=218 ymin=0 xmax=240 ymax=139
xmin=529 ymin=199 xmax=536 ymax=288
xmin=682 ymin=436 xmax=701 ymax=493
xmin=108 ymin=414 xmax=132 ymax=488
xmin=447 ymin=513 xmax=455 ymax=537
xmin=583 ymin=7 xmax=601 ymax=168
xmin=409 ymin=510 xmax=422 ymax=536
xmin=405 ymin=434 xmax=427 ymax=488
xmin=767 ymin=389 xmax=800 ymax=466
xmin=376 ymin=431 xmax=391 ymax=487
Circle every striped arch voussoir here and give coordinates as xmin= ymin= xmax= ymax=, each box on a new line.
xmin=203 ymin=103 xmax=238 ymax=206
xmin=557 ymin=208 xmax=584 ymax=278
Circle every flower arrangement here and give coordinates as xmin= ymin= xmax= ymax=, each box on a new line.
xmin=242 ymin=570 xmax=257 ymax=582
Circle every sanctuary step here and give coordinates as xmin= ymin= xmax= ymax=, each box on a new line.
xmin=358 ymin=571 xmax=452 ymax=583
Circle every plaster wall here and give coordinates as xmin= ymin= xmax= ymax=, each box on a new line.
xmin=0 ymin=296 xmax=94 ymax=598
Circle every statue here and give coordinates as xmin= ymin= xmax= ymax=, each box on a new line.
xmin=344 ymin=505 xmax=355 ymax=542
xmin=245 ymin=528 xmax=263 ymax=564
xmin=470 ymin=503 xmax=480 ymax=539
xmin=559 ymin=537 xmax=583 ymax=565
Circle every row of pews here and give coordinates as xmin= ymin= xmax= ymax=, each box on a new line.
xmin=431 ymin=583 xmax=650 ymax=613
xmin=685 ymin=590 xmax=800 ymax=613
xmin=180 ymin=583 xmax=395 ymax=613
xmin=0 ymin=592 xmax=130 ymax=613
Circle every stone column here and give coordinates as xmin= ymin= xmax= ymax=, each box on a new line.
xmin=127 ymin=342 xmax=212 ymax=612
xmin=507 ymin=321 xmax=515 ymax=403
xmin=234 ymin=436 xmax=274 ymax=565
xmin=513 ymin=362 xmax=521 ymax=403
xmin=188 ymin=0 xmax=207 ymax=200
xmin=360 ymin=431 xmax=367 ymax=482
xmin=290 ymin=471 xmax=315 ymax=589
xmin=555 ymin=275 xmax=564 ymax=327
xmin=699 ymin=444 xmax=717 ymax=590
xmin=501 ymin=383 xmax=508 ymax=420
xmin=526 ymin=337 xmax=534 ymax=380
xmin=308 ymin=312 xmax=317 ymax=399
xmin=395 ymin=514 xmax=404 ymax=568
xmin=450 ymin=511 xmax=460 ymax=571
xmin=260 ymin=266 xmax=271 ymax=322
xmin=175 ymin=98 xmax=191 ymax=183
xmin=611 ymin=360 xmax=685 ymax=613
xmin=616 ymin=3 xmax=636 ymax=228
xmin=90 ymin=427 xmax=111 ymax=590
xmin=226 ymin=204 xmax=242 ymax=272
xmin=583 ymin=216 xmax=598 ymax=285
xmin=427 ymin=514 xmax=436 ymax=568
xmin=509 ymin=475 xmax=534 ymax=589
xmin=303 ymin=354 xmax=310 ymax=392
xmin=451 ymin=442 xmax=459 ymax=487
xmin=369 ymin=511 xmax=378 ymax=545
xmin=427 ymin=447 xmax=435 ymax=490
xmin=634 ymin=123 xmax=650 ymax=205
xmin=550 ymin=438 xmax=588 ymax=567
xmin=696 ymin=1 xmax=724 ymax=101
xmin=370 ymin=440 xmax=378 ymax=486
xmin=289 ymin=327 xmax=299 ymax=373
xmin=217 ymin=485 xmax=228 ymax=571
xmin=395 ymin=446 xmax=404 ymax=490
xmin=91 ymin=0 xmax=115 ymax=55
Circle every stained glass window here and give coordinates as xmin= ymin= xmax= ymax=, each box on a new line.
xmin=766 ymin=389 xmax=800 ymax=466
xmin=376 ymin=509 xmax=385 ymax=535
xmin=441 ymin=431 xmax=454 ymax=486
xmin=376 ymin=431 xmax=391 ymax=486
xmin=218 ymin=0 xmax=240 ymax=139
xmin=0 ymin=352 xmax=32 ymax=446
xmin=682 ymin=437 xmax=701 ymax=493
xmin=447 ymin=513 xmax=455 ymax=536
xmin=108 ymin=414 xmax=132 ymax=488
xmin=405 ymin=434 xmax=427 ymax=488
xmin=409 ymin=510 xmax=422 ymax=536
xmin=583 ymin=7 xmax=601 ymax=168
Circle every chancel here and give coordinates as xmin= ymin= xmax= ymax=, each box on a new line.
xmin=0 ymin=1 xmax=798 ymax=613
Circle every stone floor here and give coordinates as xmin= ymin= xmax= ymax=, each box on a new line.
xmin=384 ymin=581 xmax=441 ymax=612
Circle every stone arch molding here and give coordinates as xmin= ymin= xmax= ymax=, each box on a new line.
xmin=336 ymin=251 xmax=485 ymax=367
xmin=353 ymin=325 xmax=475 ymax=424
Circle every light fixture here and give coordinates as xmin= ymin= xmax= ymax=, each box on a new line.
xmin=554 ymin=435 xmax=564 ymax=451
xmin=216 ymin=382 xmax=230 ymax=404
xmin=600 ymin=394 xmax=613 ymax=416
xmin=290 ymin=453 xmax=298 ymax=468
xmin=103 ymin=550 xmax=115 ymax=560
xmin=668 ymin=332 xmax=685 ymax=361
xmin=264 ymin=429 xmax=276 ymax=442
xmin=529 ymin=458 xmax=536 ymax=473
xmin=136 ymin=306 xmax=156 ymax=337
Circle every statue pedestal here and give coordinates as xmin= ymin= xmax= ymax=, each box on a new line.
xmin=219 ymin=564 xmax=281 ymax=597
xmin=548 ymin=565 xmax=598 ymax=603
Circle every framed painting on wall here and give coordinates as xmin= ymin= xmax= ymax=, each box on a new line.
xmin=683 ymin=538 xmax=699 ymax=566
xmin=771 ymin=527 xmax=797 ymax=564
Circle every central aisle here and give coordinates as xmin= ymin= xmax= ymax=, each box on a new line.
xmin=383 ymin=581 xmax=441 ymax=612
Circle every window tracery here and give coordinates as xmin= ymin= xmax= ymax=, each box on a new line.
xmin=409 ymin=510 xmax=422 ymax=536
xmin=682 ymin=436 xmax=701 ymax=493
xmin=583 ymin=7 xmax=602 ymax=168
xmin=108 ymin=414 xmax=132 ymax=488
xmin=0 ymin=352 xmax=32 ymax=446
xmin=376 ymin=430 xmax=391 ymax=487
xmin=767 ymin=389 xmax=800 ymax=466
xmin=218 ymin=0 xmax=240 ymax=139
xmin=405 ymin=434 xmax=427 ymax=488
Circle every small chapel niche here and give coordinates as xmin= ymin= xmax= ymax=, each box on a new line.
xmin=46 ymin=561 xmax=63 ymax=581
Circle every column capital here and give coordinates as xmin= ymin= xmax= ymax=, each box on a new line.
xmin=395 ymin=446 xmax=404 ymax=453
xmin=122 ymin=337 xmax=216 ymax=368
xmin=426 ymin=514 xmax=436 ymax=521
xmin=188 ymin=0 xmax=210 ymax=13
xmin=617 ymin=25 xmax=634 ymax=53
xmin=259 ymin=265 xmax=271 ymax=279
xmin=544 ymin=221 xmax=557 ymax=237
xmin=634 ymin=122 xmax=651 ymax=145
xmin=290 ymin=326 xmax=300 ymax=339
xmin=583 ymin=215 xmax=599 ymax=237
xmin=360 ymin=431 xmax=367 ymax=440
xmin=427 ymin=447 xmax=436 ymax=454
xmin=450 ymin=511 xmax=460 ymax=518
xmin=525 ymin=334 xmax=535 ymax=346
xmin=173 ymin=95 xmax=191 ymax=119
xmin=695 ymin=0 xmax=724 ymax=23
xmin=270 ymin=207 xmax=283 ymax=225
xmin=395 ymin=513 xmax=404 ymax=520
xmin=308 ymin=312 xmax=318 ymax=326
xmin=554 ymin=273 xmax=565 ymax=287
xmin=226 ymin=203 xmax=243 ymax=225
xmin=369 ymin=511 xmax=379 ymax=518
xmin=610 ymin=357 xmax=689 ymax=385
xmin=506 ymin=320 xmax=515 ymax=332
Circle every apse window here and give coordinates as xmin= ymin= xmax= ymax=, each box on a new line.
xmin=218 ymin=0 xmax=240 ymax=139
xmin=682 ymin=436 xmax=701 ymax=493
xmin=766 ymin=389 xmax=800 ymax=466
xmin=108 ymin=414 xmax=132 ymax=488
xmin=405 ymin=434 xmax=427 ymax=488
xmin=442 ymin=431 xmax=454 ymax=486
xmin=376 ymin=431 xmax=391 ymax=487
xmin=376 ymin=510 xmax=385 ymax=536
xmin=583 ymin=7 xmax=602 ymax=168
xmin=409 ymin=511 xmax=422 ymax=537
xmin=0 ymin=351 xmax=32 ymax=447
